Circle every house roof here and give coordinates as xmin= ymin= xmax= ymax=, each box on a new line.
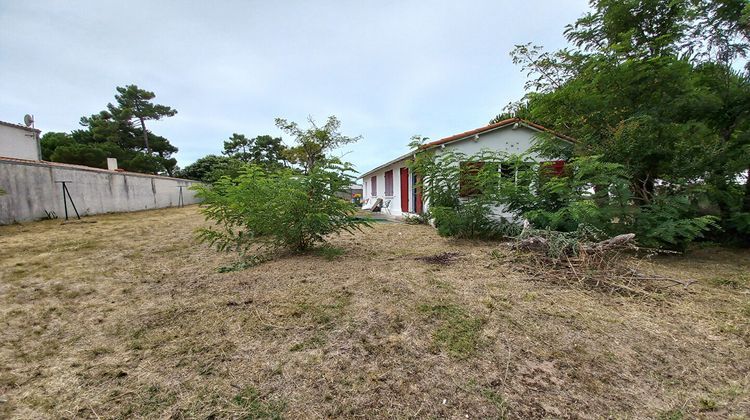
xmin=420 ymin=117 xmax=575 ymax=149
xmin=0 ymin=120 xmax=41 ymax=133
xmin=359 ymin=118 xmax=575 ymax=178
xmin=359 ymin=151 xmax=415 ymax=179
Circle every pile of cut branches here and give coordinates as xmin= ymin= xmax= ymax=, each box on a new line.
xmin=510 ymin=227 xmax=694 ymax=296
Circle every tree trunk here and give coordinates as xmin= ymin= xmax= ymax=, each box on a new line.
xmin=744 ymin=167 xmax=750 ymax=213
xmin=139 ymin=117 xmax=150 ymax=154
xmin=631 ymin=175 xmax=654 ymax=204
xmin=305 ymin=155 xmax=315 ymax=175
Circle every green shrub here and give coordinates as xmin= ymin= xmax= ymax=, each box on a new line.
xmin=410 ymin=149 xmax=514 ymax=239
xmin=431 ymin=201 xmax=502 ymax=239
xmin=193 ymin=162 xmax=369 ymax=256
xmin=727 ymin=212 xmax=750 ymax=243
xmin=499 ymin=155 xmax=634 ymax=234
xmin=635 ymin=195 xmax=719 ymax=251
xmin=403 ymin=212 xmax=430 ymax=225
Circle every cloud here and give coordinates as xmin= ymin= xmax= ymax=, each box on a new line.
xmin=0 ymin=0 xmax=589 ymax=172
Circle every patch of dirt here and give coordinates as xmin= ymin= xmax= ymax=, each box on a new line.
xmin=0 ymin=206 xmax=749 ymax=418
xmin=415 ymin=251 xmax=461 ymax=265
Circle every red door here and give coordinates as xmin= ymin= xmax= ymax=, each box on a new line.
xmin=400 ymin=167 xmax=409 ymax=212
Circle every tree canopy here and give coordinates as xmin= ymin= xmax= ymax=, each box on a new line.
xmin=222 ymin=133 xmax=288 ymax=170
xmin=275 ymin=116 xmax=361 ymax=174
xmin=176 ymin=155 xmax=245 ymax=183
xmin=108 ymin=85 xmax=177 ymax=154
xmin=490 ymin=0 xmax=750 ymax=244
xmin=42 ymin=84 xmax=179 ymax=175
xmin=184 ymin=116 xmax=360 ymax=182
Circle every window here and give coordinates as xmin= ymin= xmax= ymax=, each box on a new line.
xmin=370 ymin=175 xmax=377 ymax=196
xmin=459 ymin=161 xmax=489 ymax=197
xmin=499 ymin=162 xmax=515 ymax=180
xmin=500 ymin=161 xmax=534 ymax=185
xmin=384 ymin=170 xmax=394 ymax=196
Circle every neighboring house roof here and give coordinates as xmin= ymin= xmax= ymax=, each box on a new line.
xmin=0 ymin=120 xmax=41 ymax=133
xmin=360 ymin=118 xmax=575 ymax=178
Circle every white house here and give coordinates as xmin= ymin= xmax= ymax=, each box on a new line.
xmin=0 ymin=120 xmax=41 ymax=161
xmin=359 ymin=118 xmax=574 ymax=218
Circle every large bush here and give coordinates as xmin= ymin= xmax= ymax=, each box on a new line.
xmin=502 ymin=154 xmax=718 ymax=250
xmin=193 ymin=161 xmax=369 ymax=255
xmin=498 ymin=154 xmax=634 ymax=233
xmin=634 ymin=194 xmax=719 ymax=251
xmin=411 ymin=145 xmax=717 ymax=250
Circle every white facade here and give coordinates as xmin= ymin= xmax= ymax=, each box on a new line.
xmin=435 ymin=124 xmax=544 ymax=158
xmin=360 ymin=119 xmax=571 ymax=218
xmin=0 ymin=121 xmax=41 ymax=161
xmin=362 ymin=159 xmax=416 ymax=216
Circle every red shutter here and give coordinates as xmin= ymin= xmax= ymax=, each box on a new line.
xmin=371 ymin=176 xmax=377 ymax=196
xmin=384 ymin=170 xmax=394 ymax=196
xmin=552 ymin=160 xmax=565 ymax=176
xmin=542 ymin=160 xmax=566 ymax=177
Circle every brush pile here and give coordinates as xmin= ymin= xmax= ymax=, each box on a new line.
xmin=510 ymin=227 xmax=694 ymax=295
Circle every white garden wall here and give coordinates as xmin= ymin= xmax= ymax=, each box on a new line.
xmin=0 ymin=158 xmax=201 ymax=224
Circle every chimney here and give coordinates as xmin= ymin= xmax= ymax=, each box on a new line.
xmin=107 ymin=158 xmax=118 ymax=171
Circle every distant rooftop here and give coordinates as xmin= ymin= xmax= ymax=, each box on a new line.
xmin=0 ymin=120 xmax=41 ymax=133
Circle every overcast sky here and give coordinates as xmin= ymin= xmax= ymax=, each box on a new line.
xmin=0 ymin=0 xmax=589 ymax=174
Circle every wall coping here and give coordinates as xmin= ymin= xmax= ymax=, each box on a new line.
xmin=0 ymin=156 xmax=198 ymax=183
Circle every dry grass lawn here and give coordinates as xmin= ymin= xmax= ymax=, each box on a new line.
xmin=1 ymin=206 xmax=749 ymax=418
